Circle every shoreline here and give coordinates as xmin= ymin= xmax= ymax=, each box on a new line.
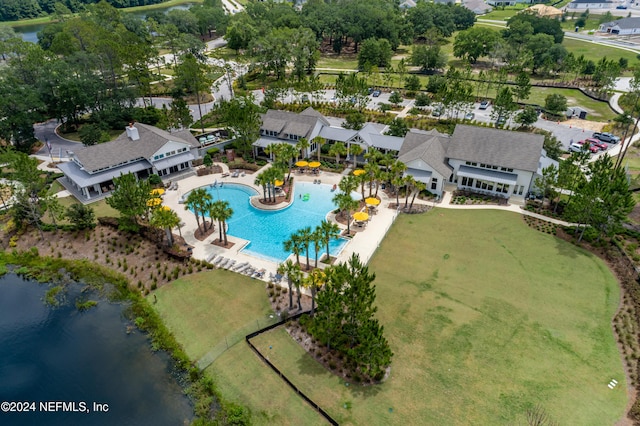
xmin=0 ymin=0 xmax=203 ymax=28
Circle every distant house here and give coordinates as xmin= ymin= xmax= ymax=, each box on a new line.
xmin=566 ymin=0 xmax=613 ymax=10
xmin=599 ymin=17 xmax=640 ymax=35
xmin=58 ymin=123 xmax=201 ymax=201
xmin=398 ymin=129 xmax=452 ymax=196
xmin=447 ymin=125 xmax=548 ymax=199
xmin=487 ymin=0 xmax=533 ymax=7
xmin=399 ymin=0 xmax=417 ymax=8
xmin=463 ymin=0 xmax=493 ymax=15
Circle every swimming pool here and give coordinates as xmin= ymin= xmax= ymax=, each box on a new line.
xmin=200 ymin=182 xmax=356 ymax=263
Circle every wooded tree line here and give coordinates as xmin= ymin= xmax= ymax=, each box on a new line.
xmin=0 ymin=0 xmax=168 ymax=22
xmin=225 ymin=0 xmax=475 ymax=79
xmin=0 ymin=1 xmax=226 ymax=152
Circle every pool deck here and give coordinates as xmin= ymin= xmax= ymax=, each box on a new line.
xmin=161 ymin=162 xmax=400 ymax=286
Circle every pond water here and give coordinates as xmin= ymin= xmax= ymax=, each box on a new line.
xmin=14 ymin=3 xmax=194 ymax=44
xmin=0 ymin=273 xmax=193 ymax=425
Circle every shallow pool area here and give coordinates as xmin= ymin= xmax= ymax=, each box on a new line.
xmin=200 ymin=182 xmax=354 ymax=263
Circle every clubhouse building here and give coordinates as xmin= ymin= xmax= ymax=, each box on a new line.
xmin=57 ymin=109 xmax=556 ymax=203
xmin=58 ymin=123 xmax=201 ymax=200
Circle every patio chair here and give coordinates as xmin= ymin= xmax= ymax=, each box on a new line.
xmin=225 ymin=260 xmax=236 ymax=270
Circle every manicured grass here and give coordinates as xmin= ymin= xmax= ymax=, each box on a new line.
xmin=154 ymin=270 xmax=275 ymax=359
xmin=250 ymin=210 xmax=626 ymax=425
xmin=562 ymin=37 xmax=639 ymax=71
xmin=480 ymin=5 xmax=527 ymax=21
xmin=153 ymin=270 xmax=326 ymax=424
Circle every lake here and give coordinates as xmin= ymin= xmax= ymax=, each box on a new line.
xmin=14 ymin=3 xmax=194 ymax=44
xmin=0 ymin=273 xmax=192 ymax=425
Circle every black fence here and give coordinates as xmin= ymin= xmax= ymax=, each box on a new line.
xmin=245 ymin=311 xmax=339 ymax=426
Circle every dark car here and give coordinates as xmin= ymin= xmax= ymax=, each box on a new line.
xmin=617 ymin=5 xmax=627 ymax=9
xmin=464 ymin=112 xmax=475 ymax=121
xmin=372 ymin=90 xmax=381 ymax=97
xmin=496 ymin=115 xmax=506 ymax=126
xmin=479 ymin=100 xmax=490 ymax=110
xmin=592 ymin=132 xmax=620 ymax=143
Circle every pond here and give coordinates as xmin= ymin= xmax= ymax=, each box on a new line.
xmin=13 ymin=3 xmax=194 ymax=44
xmin=0 ymin=273 xmax=193 ymax=425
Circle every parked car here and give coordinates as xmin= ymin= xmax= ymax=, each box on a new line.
xmin=592 ymin=132 xmax=620 ymax=143
xmin=617 ymin=5 xmax=627 ymax=9
xmin=301 ymin=94 xmax=309 ymax=103
xmin=496 ymin=115 xmax=506 ymax=126
xmin=569 ymin=142 xmax=583 ymax=153
xmin=585 ymin=138 xmax=607 ymax=151
xmin=479 ymin=100 xmax=490 ymax=110
xmin=431 ymin=103 xmax=443 ymax=117
xmin=464 ymin=112 xmax=475 ymax=121
xmin=372 ymin=90 xmax=381 ymax=97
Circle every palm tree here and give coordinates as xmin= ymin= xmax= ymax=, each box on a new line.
xmin=278 ymin=260 xmax=302 ymax=310
xmin=185 ymin=187 xmax=211 ymax=233
xmin=349 ymin=143 xmax=363 ymax=167
xmin=333 ymin=192 xmax=359 ymax=236
xmin=313 ymin=136 xmax=326 ymax=161
xmin=254 ymin=172 xmax=268 ymax=202
xmin=328 ymin=142 xmax=347 ymax=166
xmin=304 ymin=268 xmax=326 ymax=316
xmin=404 ymin=175 xmax=417 ymax=209
xmin=364 ymin=161 xmax=380 ymax=198
xmin=311 ymin=228 xmax=323 ymax=268
xmin=296 ymin=137 xmax=310 ymax=160
xmin=298 ymin=226 xmax=313 ymax=270
xmin=317 ymin=220 xmax=340 ymax=262
xmin=264 ymin=143 xmax=277 ymax=162
xmin=279 ymin=143 xmax=298 ymax=181
xmin=283 ymin=232 xmax=304 ymax=266
xmin=150 ymin=207 xmax=180 ymax=247
xmin=409 ymin=180 xmax=427 ymax=211
xmin=213 ymin=200 xmax=233 ymax=245
xmin=338 ymin=175 xmax=358 ymax=194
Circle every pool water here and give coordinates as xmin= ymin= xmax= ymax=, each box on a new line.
xmin=201 ymin=182 xmax=356 ymax=263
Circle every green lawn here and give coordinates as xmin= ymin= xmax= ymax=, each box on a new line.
xmin=153 ymin=209 xmax=627 ymax=425
xmin=252 ymin=210 xmax=627 ymax=425
xmin=153 ymin=270 xmax=325 ymax=424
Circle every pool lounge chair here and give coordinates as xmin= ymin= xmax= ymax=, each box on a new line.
xmin=231 ymin=170 xmax=240 ymax=178
xmin=225 ymin=260 xmax=236 ymax=270
xmin=234 ymin=262 xmax=248 ymax=272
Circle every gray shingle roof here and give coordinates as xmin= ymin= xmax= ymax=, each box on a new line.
xmin=73 ymin=123 xmax=198 ymax=173
xmin=260 ymin=108 xmax=329 ymax=140
xmin=601 ymin=17 xmax=640 ymax=30
xmin=571 ymin=0 xmax=611 ymax=3
xmin=447 ymin=125 xmax=544 ymax=173
xmin=319 ymin=126 xmax=358 ymax=142
xmin=398 ymin=130 xmax=452 ymax=179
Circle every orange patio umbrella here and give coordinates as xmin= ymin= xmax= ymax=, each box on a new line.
xmin=353 ymin=169 xmax=365 ymax=176
xmin=308 ymin=161 xmax=321 ymax=168
xmin=295 ymin=160 xmax=309 ymax=168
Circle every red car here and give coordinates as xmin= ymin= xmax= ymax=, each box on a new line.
xmin=586 ymin=139 xmax=608 ymax=151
